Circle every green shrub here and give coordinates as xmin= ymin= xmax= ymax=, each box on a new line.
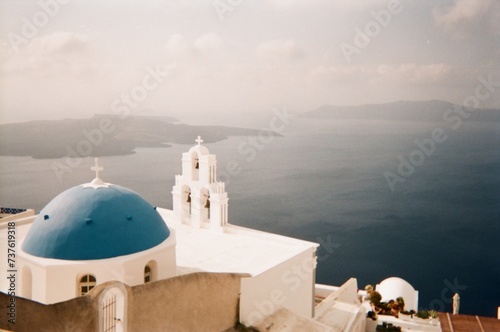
xmin=396 ymin=297 xmax=405 ymax=311
xmin=370 ymin=291 xmax=382 ymax=306
xmin=416 ymin=310 xmax=429 ymax=319
xmin=376 ymin=322 xmax=402 ymax=332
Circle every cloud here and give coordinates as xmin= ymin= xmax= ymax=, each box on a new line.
xmin=433 ymin=0 xmax=492 ymax=35
xmin=310 ymin=65 xmax=372 ymax=84
xmin=377 ymin=63 xmax=452 ymax=83
xmin=27 ymin=31 xmax=90 ymax=55
xmin=164 ymin=34 xmax=188 ymax=55
xmin=256 ymin=39 xmax=303 ymax=61
xmin=333 ymin=0 xmax=395 ymax=10
xmin=164 ymin=32 xmax=222 ymax=57
xmin=269 ymin=0 xmax=389 ymax=11
xmin=2 ymin=31 xmax=92 ymax=75
xmin=193 ymin=32 xmax=222 ymax=53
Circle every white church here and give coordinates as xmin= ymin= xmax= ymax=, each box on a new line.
xmin=0 ymin=137 xmax=467 ymax=331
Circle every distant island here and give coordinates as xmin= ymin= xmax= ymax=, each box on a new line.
xmin=301 ymin=100 xmax=500 ymax=122
xmin=2 ymin=100 xmax=499 ymax=159
xmin=0 ymin=115 xmax=281 ymax=159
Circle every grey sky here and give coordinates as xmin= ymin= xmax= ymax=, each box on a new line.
xmin=1 ymin=0 xmax=499 ymax=125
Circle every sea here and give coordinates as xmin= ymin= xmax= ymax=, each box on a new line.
xmin=1 ymin=116 xmax=499 ymax=317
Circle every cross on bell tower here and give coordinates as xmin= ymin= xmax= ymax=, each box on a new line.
xmin=195 ymin=136 xmax=203 ymax=146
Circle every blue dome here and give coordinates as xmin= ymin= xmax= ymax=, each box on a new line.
xmin=22 ymin=184 xmax=170 ymax=260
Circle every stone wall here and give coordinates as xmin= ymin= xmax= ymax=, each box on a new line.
xmin=0 ymin=290 xmax=99 ymax=332
xmin=130 ymin=272 xmax=243 ymax=331
xmin=0 ymin=272 xmax=245 ymax=332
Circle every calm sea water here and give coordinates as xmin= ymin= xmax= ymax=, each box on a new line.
xmin=1 ymin=117 xmax=499 ymax=316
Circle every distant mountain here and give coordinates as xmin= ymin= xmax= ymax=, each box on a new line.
xmin=0 ymin=115 xmax=280 ymax=159
xmin=94 ymin=113 xmax=180 ymax=123
xmin=301 ymin=100 xmax=500 ymax=122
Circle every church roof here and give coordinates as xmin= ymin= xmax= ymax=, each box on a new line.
xmin=22 ymin=179 xmax=170 ymax=261
xmin=157 ymin=209 xmax=318 ymax=277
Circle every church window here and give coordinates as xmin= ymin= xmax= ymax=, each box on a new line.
xmin=144 ymin=265 xmax=152 ymax=283
xmin=79 ymin=274 xmax=96 ymax=296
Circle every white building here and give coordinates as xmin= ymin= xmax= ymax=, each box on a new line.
xmin=13 ymin=160 xmax=177 ymax=304
xmin=0 ymin=137 xmax=319 ymax=326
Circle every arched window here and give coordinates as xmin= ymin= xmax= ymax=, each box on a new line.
xmin=144 ymin=265 xmax=152 ymax=283
xmin=144 ymin=261 xmax=158 ymax=283
xmin=79 ymin=274 xmax=96 ymax=296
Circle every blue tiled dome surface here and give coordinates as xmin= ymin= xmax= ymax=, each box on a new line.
xmin=22 ymin=184 xmax=170 ymax=260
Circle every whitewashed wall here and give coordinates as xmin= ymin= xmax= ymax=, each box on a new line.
xmin=240 ymin=248 xmax=317 ymax=326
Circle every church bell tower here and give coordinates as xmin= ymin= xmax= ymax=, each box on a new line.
xmin=172 ymin=136 xmax=228 ymax=229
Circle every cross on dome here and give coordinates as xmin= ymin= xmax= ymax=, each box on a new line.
xmin=195 ymin=136 xmax=203 ymax=146
xmin=91 ymin=158 xmax=103 ymax=180
xmin=82 ymin=158 xmax=110 ymax=188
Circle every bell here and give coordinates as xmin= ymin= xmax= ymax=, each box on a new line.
xmin=204 ymin=197 xmax=210 ymax=208
xmin=195 ymin=160 xmax=199 ymax=169
xmin=186 ymin=193 xmax=191 ymax=203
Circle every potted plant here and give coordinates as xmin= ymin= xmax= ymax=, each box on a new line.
xmin=416 ymin=310 xmax=429 ymax=319
xmin=376 ymin=322 xmax=402 ymax=332
xmin=428 ymin=310 xmax=439 ymax=325
xmin=429 ymin=310 xmax=438 ymax=319
xmin=414 ymin=309 xmax=439 ymax=325
xmin=396 ymin=297 xmax=405 ymax=312
xmin=370 ymin=291 xmax=382 ymax=307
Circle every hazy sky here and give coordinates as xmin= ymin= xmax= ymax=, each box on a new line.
xmin=1 ymin=0 xmax=499 ymax=125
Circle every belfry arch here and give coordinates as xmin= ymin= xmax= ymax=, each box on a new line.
xmin=181 ymin=185 xmax=192 ymax=224
xmin=191 ymin=151 xmax=199 ymax=181
xmin=201 ymin=187 xmax=211 ymax=222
